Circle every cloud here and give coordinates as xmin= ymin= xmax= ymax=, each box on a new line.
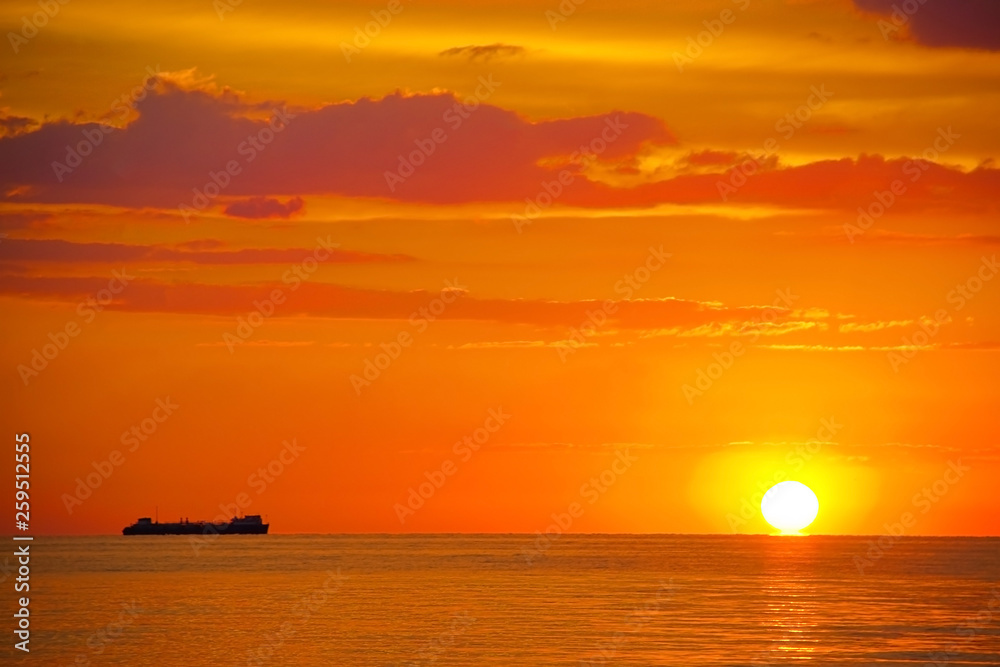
xmin=853 ymin=230 xmax=1000 ymax=246
xmin=0 ymin=211 xmax=53 ymax=230
xmin=576 ymin=153 xmax=1000 ymax=213
xmin=487 ymin=442 xmax=658 ymax=452
xmin=396 ymin=440 xmax=657 ymax=455
xmin=853 ymin=0 xmax=1000 ymax=50
xmin=484 ymin=440 xmax=962 ymax=453
xmin=450 ymin=340 xmax=563 ymax=349
xmin=759 ymin=342 xmax=1000 ymax=352
xmin=838 ymin=319 xmax=914 ymax=333
xmin=223 ymin=196 xmax=304 ymax=219
xmin=2 ymin=81 xmax=995 ymax=214
xmin=0 ymin=238 xmax=413 ymax=265
xmin=0 ymin=115 xmax=38 ymax=138
xmin=196 ymin=339 xmax=315 ymax=348
xmin=684 ymin=320 xmax=822 ymax=337
xmin=938 ymin=341 xmax=1000 ymax=351
xmin=682 ymin=150 xmax=745 ymax=167
xmin=0 ymin=275 xmax=790 ymax=329
xmin=787 ymin=229 xmax=1000 ymax=246
xmin=438 ymin=44 xmax=527 ymax=62
xmin=0 ymin=84 xmax=674 ymax=209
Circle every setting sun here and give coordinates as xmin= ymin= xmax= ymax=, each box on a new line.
xmin=761 ymin=481 xmax=819 ymax=534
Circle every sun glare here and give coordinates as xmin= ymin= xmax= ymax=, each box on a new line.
xmin=761 ymin=481 xmax=819 ymax=534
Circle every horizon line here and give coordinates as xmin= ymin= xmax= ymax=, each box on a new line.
xmin=10 ymin=531 xmax=1000 ymax=538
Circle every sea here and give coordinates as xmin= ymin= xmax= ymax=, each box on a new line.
xmin=7 ymin=535 xmax=1000 ymax=666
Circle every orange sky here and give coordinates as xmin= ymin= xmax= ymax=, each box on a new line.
xmin=1 ymin=0 xmax=998 ymax=536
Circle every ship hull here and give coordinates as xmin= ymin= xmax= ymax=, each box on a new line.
xmin=122 ymin=522 xmax=269 ymax=535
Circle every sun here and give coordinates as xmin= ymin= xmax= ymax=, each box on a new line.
xmin=761 ymin=481 xmax=819 ymax=534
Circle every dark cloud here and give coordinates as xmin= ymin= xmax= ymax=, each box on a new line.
xmin=559 ymin=153 xmax=1000 ymax=214
xmin=0 ymin=273 xmax=785 ymax=329
xmin=0 ymin=115 xmax=39 ymax=138
xmin=438 ymin=44 xmax=527 ymax=62
xmin=853 ymin=0 xmax=1000 ymax=50
xmin=2 ymin=82 xmax=996 ymax=215
xmin=0 ymin=238 xmax=413 ymax=265
xmin=0 ymin=84 xmax=673 ymax=209
xmin=0 ymin=211 xmax=53 ymax=230
xmin=223 ymin=196 xmax=304 ymax=219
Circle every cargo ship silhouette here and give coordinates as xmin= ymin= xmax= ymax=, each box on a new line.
xmin=122 ymin=514 xmax=269 ymax=535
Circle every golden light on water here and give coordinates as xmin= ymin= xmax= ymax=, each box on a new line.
xmin=761 ymin=481 xmax=819 ymax=534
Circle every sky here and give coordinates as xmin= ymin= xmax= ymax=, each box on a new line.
xmin=1 ymin=0 xmax=998 ymax=536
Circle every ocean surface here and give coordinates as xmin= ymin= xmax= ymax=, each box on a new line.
xmin=6 ymin=535 xmax=1000 ymax=666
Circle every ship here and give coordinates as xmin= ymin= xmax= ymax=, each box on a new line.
xmin=122 ymin=514 xmax=269 ymax=536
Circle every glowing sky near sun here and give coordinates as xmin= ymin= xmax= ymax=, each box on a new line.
xmin=1 ymin=0 xmax=998 ymax=535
